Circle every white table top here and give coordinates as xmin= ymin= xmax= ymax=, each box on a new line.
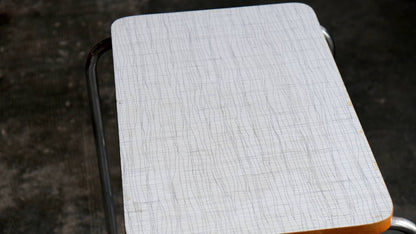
xmin=111 ymin=3 xmax=392 ymax=233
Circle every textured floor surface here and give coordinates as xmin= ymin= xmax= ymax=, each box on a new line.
xmin=0 ymin=0 xmax=415 ymax=233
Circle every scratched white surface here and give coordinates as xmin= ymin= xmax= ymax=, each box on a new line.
xmin=111 ymin=3 xmax=392 ymax=233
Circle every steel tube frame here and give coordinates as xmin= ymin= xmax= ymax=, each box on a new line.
xmin=85 ymin=38 xmax=117 ymax=234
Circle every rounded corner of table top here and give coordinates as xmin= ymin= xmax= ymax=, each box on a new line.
xmin=287 ymin=212 xmax=393 ymax=234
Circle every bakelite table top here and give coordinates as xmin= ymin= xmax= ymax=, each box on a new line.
xmin=111 ymin=3 xmax=392 ymax=233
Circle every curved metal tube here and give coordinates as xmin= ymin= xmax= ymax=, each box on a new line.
xmin=321 ymin=26 xmax=335 ymax=55
xmin=85 ymin=38 xmax=117 ymax=234
xmin=389 ymin=216 xmax=416 ymax=234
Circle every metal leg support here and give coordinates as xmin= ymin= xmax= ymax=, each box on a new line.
xmin=85 ymin=38 xmax=117 ymax=234
xmin=388 ymin=216 xmax=416 ymax=234
xmin=321 ymin=26 xmax=335 ymax=55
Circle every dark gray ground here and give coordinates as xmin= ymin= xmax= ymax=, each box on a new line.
xmin=0 ymin=0 xmax=415 ymax=233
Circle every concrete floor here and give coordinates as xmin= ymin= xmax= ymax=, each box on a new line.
xmin=0 ymin=0 xmax=414 ymax=233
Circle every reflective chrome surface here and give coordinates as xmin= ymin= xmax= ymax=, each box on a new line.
xmin=321 ymin=26 xmax=335 ymax=55
xmin=389 ymin=216 xmax=416 ymax=234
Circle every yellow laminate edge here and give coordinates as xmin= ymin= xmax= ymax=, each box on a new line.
xmin=288 ymin=213 xmax=393 ymax=234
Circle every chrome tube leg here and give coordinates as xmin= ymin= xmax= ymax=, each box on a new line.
xmin=388 ymin=216 xmax=416 ymax=234
xmin=321 ymin=26 xmax=335 ymax=55
xmin=85 ymin=38 xmax=117 ymax=234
